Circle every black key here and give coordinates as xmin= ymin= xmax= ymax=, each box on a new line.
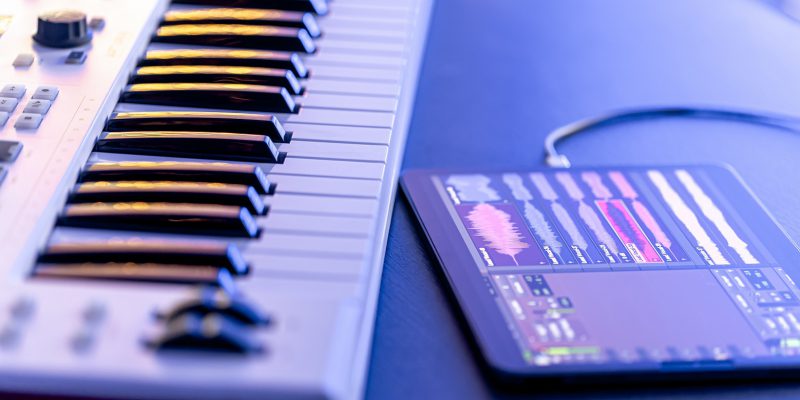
xmin=107 ymin=111 xmax=288 ymax=143
xmin=96 ymin=131 xmax=282 ymax=163
xmin=131 ymin=65 xmax=301 ymax=95
xmin=58 ymin=202 xmax=259 ymax=238
xmin=140 ymin=49 xmax=308 ymax=79
xmin=162 ymin=8 xmax=321 ymax=38
xmin=80 ymin=161 xmax=274 ymax=194
xmin=39 ymin=241 xmax=249 ymax=275
xmin=69 ymin=181 xmax=267 ymax=215
xmin=173 ymin=0 xmax=328 ymax=15
xmin=0 ymin=140 xmax=22 ymax=162
xmin=154 ymin=24 xmax=315 ymax=53
xmin=121 ymin=83 xmax=296 ymax=113
xmin=36 ymin=263 xmax=232 ymax=285
xmin=159 ymin=287 xmax=270 ymax=326
xmin=149 ymin=313 xmax=264 ymax=353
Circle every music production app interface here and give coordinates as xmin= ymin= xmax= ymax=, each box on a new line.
xmin=435 ymin=168 xmax=800 ymax=366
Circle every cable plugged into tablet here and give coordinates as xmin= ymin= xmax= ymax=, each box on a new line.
xmin=543 ymin=106 xmax=800 ymax=168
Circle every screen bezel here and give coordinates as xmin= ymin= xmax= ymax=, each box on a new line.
xmin=401 ymin=164 xmax=800 ymax=379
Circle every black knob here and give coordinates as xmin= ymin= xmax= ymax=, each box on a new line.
xmin=33 ymin=10 xmax=92 ymax=48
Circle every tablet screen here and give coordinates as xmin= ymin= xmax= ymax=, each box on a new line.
xmin=403 ymin=165 xmax=800 ymax=375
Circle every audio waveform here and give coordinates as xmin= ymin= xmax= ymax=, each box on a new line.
xmin=608 ymin=171 xmax=673 ymax=250
xmin=675 ymin=170 xmax=759 ymax=264
xmin=648 ymin=170 xmax=729 ymax=265
xmin=597 ymin=200 xmax=663 ymax=264
xmin=446 ymin=174 xmax=500 ymax=202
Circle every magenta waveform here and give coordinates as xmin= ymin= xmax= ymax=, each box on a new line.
xmin=581 ymin=172 xmax=613 ymax=199
xmin=596 ymin=199 xmax=663 ymax=263
xmin=465 ymin=203 xmax=531 ymax=265
xmin=608 ymin=171 xmax=673 ymax=249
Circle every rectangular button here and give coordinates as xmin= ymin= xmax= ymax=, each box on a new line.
xmin=0 ymin=141 xmax=22 ymax=162
xmin=23 ymin=99 xmax=52 ymax=114
xmin=15 ymin=113 xmax=43 ymax=129
xmin=0 ymin=97 xmax=19 ymax=112
xmin=13 ymin=53 xmax=34 ymax=68
xmin=65 ymin=51 xmax=87 ymax=64
xmin=0 ymin=84 xmax=26 ymax=99
xmin=0 ymin=112 xmax=9 ymax=127
xmin=32 ymin=86 xmax=59 ymax=101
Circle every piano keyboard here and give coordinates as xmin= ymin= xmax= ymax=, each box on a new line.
xmin=0 ymin=0 xmax=432 ymax=398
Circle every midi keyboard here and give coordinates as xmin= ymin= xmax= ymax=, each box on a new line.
xmin=0 ymin=0 xmax=432 ymax=398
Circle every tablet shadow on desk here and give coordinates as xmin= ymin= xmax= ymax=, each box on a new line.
xmin=365 ymin=195 xmax=800 ymax=400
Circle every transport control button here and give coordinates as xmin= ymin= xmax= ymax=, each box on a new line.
xmin=14 ymin=113 xmax=43 ymax=130
xmin=0 ymin=141 xmax=23 ymax=162
xmin=23 ymin=99 xmax=52 ymax=114
xmin=32 ymin=86 xmax=60 ymax=101
xmin=0 ymin=84 xmax=26 ymax=99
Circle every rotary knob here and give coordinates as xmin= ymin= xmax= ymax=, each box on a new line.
xmin=33 ymin=10 xmax=92 ymax=48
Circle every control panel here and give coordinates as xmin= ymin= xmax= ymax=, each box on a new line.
xmin=0 ymin=0 xmax=167 ymax=278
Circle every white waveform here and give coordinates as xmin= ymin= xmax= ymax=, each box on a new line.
xmin=648 ymin=171 xmax=729 ymax=265
xmin=675 ymin=170 xmax=758 ymax=264
xmin=530 ymin=173 xmax=559 ymax=201
xmin=552 ymin=202 xmax=588 ymax=251
xmin=502 ymin=173 xmax=533 ymax=201
xmin=523 ymin=201 xmax=562 ymax=255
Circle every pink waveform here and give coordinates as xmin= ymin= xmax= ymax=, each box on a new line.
xmin=597 ymin=200 xmax=663 ymax=263
xmin=466 ymin=203 xmax=530 ymax=265
xmin=609 ymin=171 xmax=673 ymax=249
xmin=608 ymin=171 xmax=637 ymax=199
xmin=582 ymin=172 xmax=613 ymax=199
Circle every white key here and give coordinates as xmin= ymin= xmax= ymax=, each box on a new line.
xmin=304 ymin=79 xmax=401 ymax=97
xmin=270 ymin=175 xmax=382 ymax=198
xmin=267 ymin=157 xmax=385 ymax=180
xmin=265 ymin=194 xmax=379 ymax=217
xmin=295 ymin=93 xmax=398 ymax=112
xmin=281 ymin=141 xmax=388 ymax=163
xmin=246 ymin=232 xmax=370 ymax=257
xmin=308 ymin=65 xmax=404 ymax=82
xmin=283 ymin=108 xmax=395 ymax=128
xmin=283 ymin=123 xmax=391 ymax=145
xmin=259 ymin=213 xmax=373 ymax=236
xmin=316 ymin=38 xmax=407 ymax=55
xmin=246 ymin=253 xmax=364 ymax=277
xmin=305 ymin=52 xmax=407 ymax=69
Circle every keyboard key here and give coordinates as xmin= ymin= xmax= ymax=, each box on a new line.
xmin=39 ymin=241 xmax=249 ymax=275
xmin=106 ymin=111 xmax=288 ymax=143
xmin=23 ymin=99 xmax=52 ymax=114
xmin=0 ymin=84 xmax=26 ymax=99
xmin=131 ymin=65 xmax=301 ymax=95
xmin=154 ymin=24 xmax=316 ymax=53
xmin=121 ymin=83 xmax=296 ymax=113
xmin=159 ymin=287 xmax=269 ymax=326
xmin=70 ymin=181 xmax=267 ymax=215
xmin=95 ymin=131 xmax=281 ymax=163
xmin=0 ymin=97 xmax=18 ymax=112
xmin=80 ymin=161 xmax=273 ymax=194
xmin=14 ymin=113 xmax=43 ymax=130
xmin=162 ymin=8 xmax=320 ymax=38
xmin=65 ymin=51 xmax=87 ymax=65
xmin=32 ymin=86 xmax=59 ymax=101
xmin=173 ymin=0 xmax=328 ymax=15
xmin=149 ymin=312 xmax=263 ymax=353
xmin=0 ymin=141 xmax=22 ymax=162
xmin=12 ymin=54 xmax=34 ymax=68
xmin=36 ymin=263 xmax=232 ymax=285
xmin=58 ymin=202 xmax=260 ymax=238
xmin=141 ymin=49 xmax=308 ymax=78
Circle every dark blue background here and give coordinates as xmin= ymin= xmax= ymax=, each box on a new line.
xmin=366 ymin=0 xmax=800 ymax=398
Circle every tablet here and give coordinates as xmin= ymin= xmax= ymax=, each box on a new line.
xmin=402 ymin=165 xmax=800 ymax=381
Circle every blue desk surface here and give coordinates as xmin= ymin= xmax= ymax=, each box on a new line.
xmin=365 ymin=0 xmax=800 ymax=398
